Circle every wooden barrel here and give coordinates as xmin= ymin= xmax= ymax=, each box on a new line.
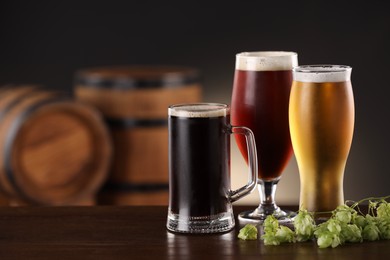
xmin=74 ymin=66 xmax=202 ymax=205
xmin=0 ymin=85 xmax=112 ymax=206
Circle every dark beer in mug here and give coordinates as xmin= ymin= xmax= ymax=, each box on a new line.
xmin=169 ymin=112 xmax=230 ymax=216
xmin=167 ymin=103 xmax=257 ymax=233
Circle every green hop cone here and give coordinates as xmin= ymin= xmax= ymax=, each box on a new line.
xmin=261 ymin=215 xmax=280 ymax=245
xmin=314 ymin=218 xmax=343 ymax=248
xmin=353 ymin=215 xmax=367 ymax=229
xmin=327 ymin=219 xmax=342 ymax=234
xmin=238 ymin=224 xmax=258 ymax=240
xmin=275 ymin=226 xmax=295 ymax=243
xmin=362 ymin=215 xmax=380 ymax=241
xmin=336 ymin=211 xmax=352 ymax=224
xmin=261 ymin=215 xmax=295 ymax=246
xmin=362 ymin=223 xmax=381 ymax=241
xmin=316 ymin=231 xmax=342 ymax=249
xmin=261 ymin=232 xmax=281 ymax=246
xmin=340 ymin=223 xmax=362 ymax=243
xmin=377 ymin=218 xmax=390 ymax=240
xmin=372 ymin=200 xmax=390 ymax=239
xmin=263 ymin=215 xmax=279 ymax=234
xmin=333 ymin=204 xmax=358 ymax=224
xmin=294 ymin=209 xmax=315 ymax=242
xmin=376 ymin=201 xmax=390 ymax=219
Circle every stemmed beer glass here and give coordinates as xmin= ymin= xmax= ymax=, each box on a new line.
xmin=231 ymin=51 xmax=298 ymax=222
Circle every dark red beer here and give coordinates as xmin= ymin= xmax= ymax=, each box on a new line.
xmin=231 ymin=70 xmax=293 ymax=181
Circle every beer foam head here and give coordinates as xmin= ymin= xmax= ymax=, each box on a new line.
xmin=169 ymin=103 xmax=229 ymax=118
xmin=293 ymin=65 xmax=352 ymax=83
xmin=236 ymin=51 xmax=298 ymax=71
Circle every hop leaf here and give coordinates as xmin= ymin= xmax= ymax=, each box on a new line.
xmin=238 ymin=224 xmax=258 ymax=240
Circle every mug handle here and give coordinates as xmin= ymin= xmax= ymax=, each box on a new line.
xmin=228 ymin=126 xmax=258 ymax=202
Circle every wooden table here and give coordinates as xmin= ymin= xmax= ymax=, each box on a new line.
xmin=0 ymin=206 xmax=388 ymax=259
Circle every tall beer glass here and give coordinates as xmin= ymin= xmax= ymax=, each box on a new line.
xmin=231 ymin=51 xmax=298 ymax=222
xmin=289 ymin=65 xmax=354 ymax=213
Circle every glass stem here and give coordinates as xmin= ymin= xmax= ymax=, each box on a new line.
xmin=257 ymin=180 xmax=280 ymax=215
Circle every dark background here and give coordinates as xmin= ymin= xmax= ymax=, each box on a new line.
xmin=1 ymin=1 xmax=389 ymax=203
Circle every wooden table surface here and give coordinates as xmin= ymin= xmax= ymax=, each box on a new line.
xmin=0 ymin=205 xmax=389 ymax=259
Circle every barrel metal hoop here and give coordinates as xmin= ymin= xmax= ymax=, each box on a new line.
xmin=3 ymin=97 xmax=68 ymax=204
xmin=0 ymin=88 xmax=38 ymax=123
xmin=75 ymin=75 xmax=200 ymax=90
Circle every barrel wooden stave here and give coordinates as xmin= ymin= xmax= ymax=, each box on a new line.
xmin=75 ymin=84 xmax=201 ymax=119
xmin=110 ymin=126 xmax=168 ymax=183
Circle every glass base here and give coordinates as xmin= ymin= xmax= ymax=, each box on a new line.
xmin=166 ymin=209 xmax=235 ymax=234
xmin=238 ymin=205 xmax=296 ymax=225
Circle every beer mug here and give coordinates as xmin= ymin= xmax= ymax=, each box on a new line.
xmin=289 ymin=65 xmax=355 ymax=213
xmin=166 ymin=103 xmax=258 ymax=233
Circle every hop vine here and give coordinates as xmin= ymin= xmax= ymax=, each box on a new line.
xmin=238 ymin=195 xmax=390 ymax=249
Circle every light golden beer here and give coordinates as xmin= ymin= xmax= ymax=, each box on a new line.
xmin=289 ymin=65 xmax=354 ymax=213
